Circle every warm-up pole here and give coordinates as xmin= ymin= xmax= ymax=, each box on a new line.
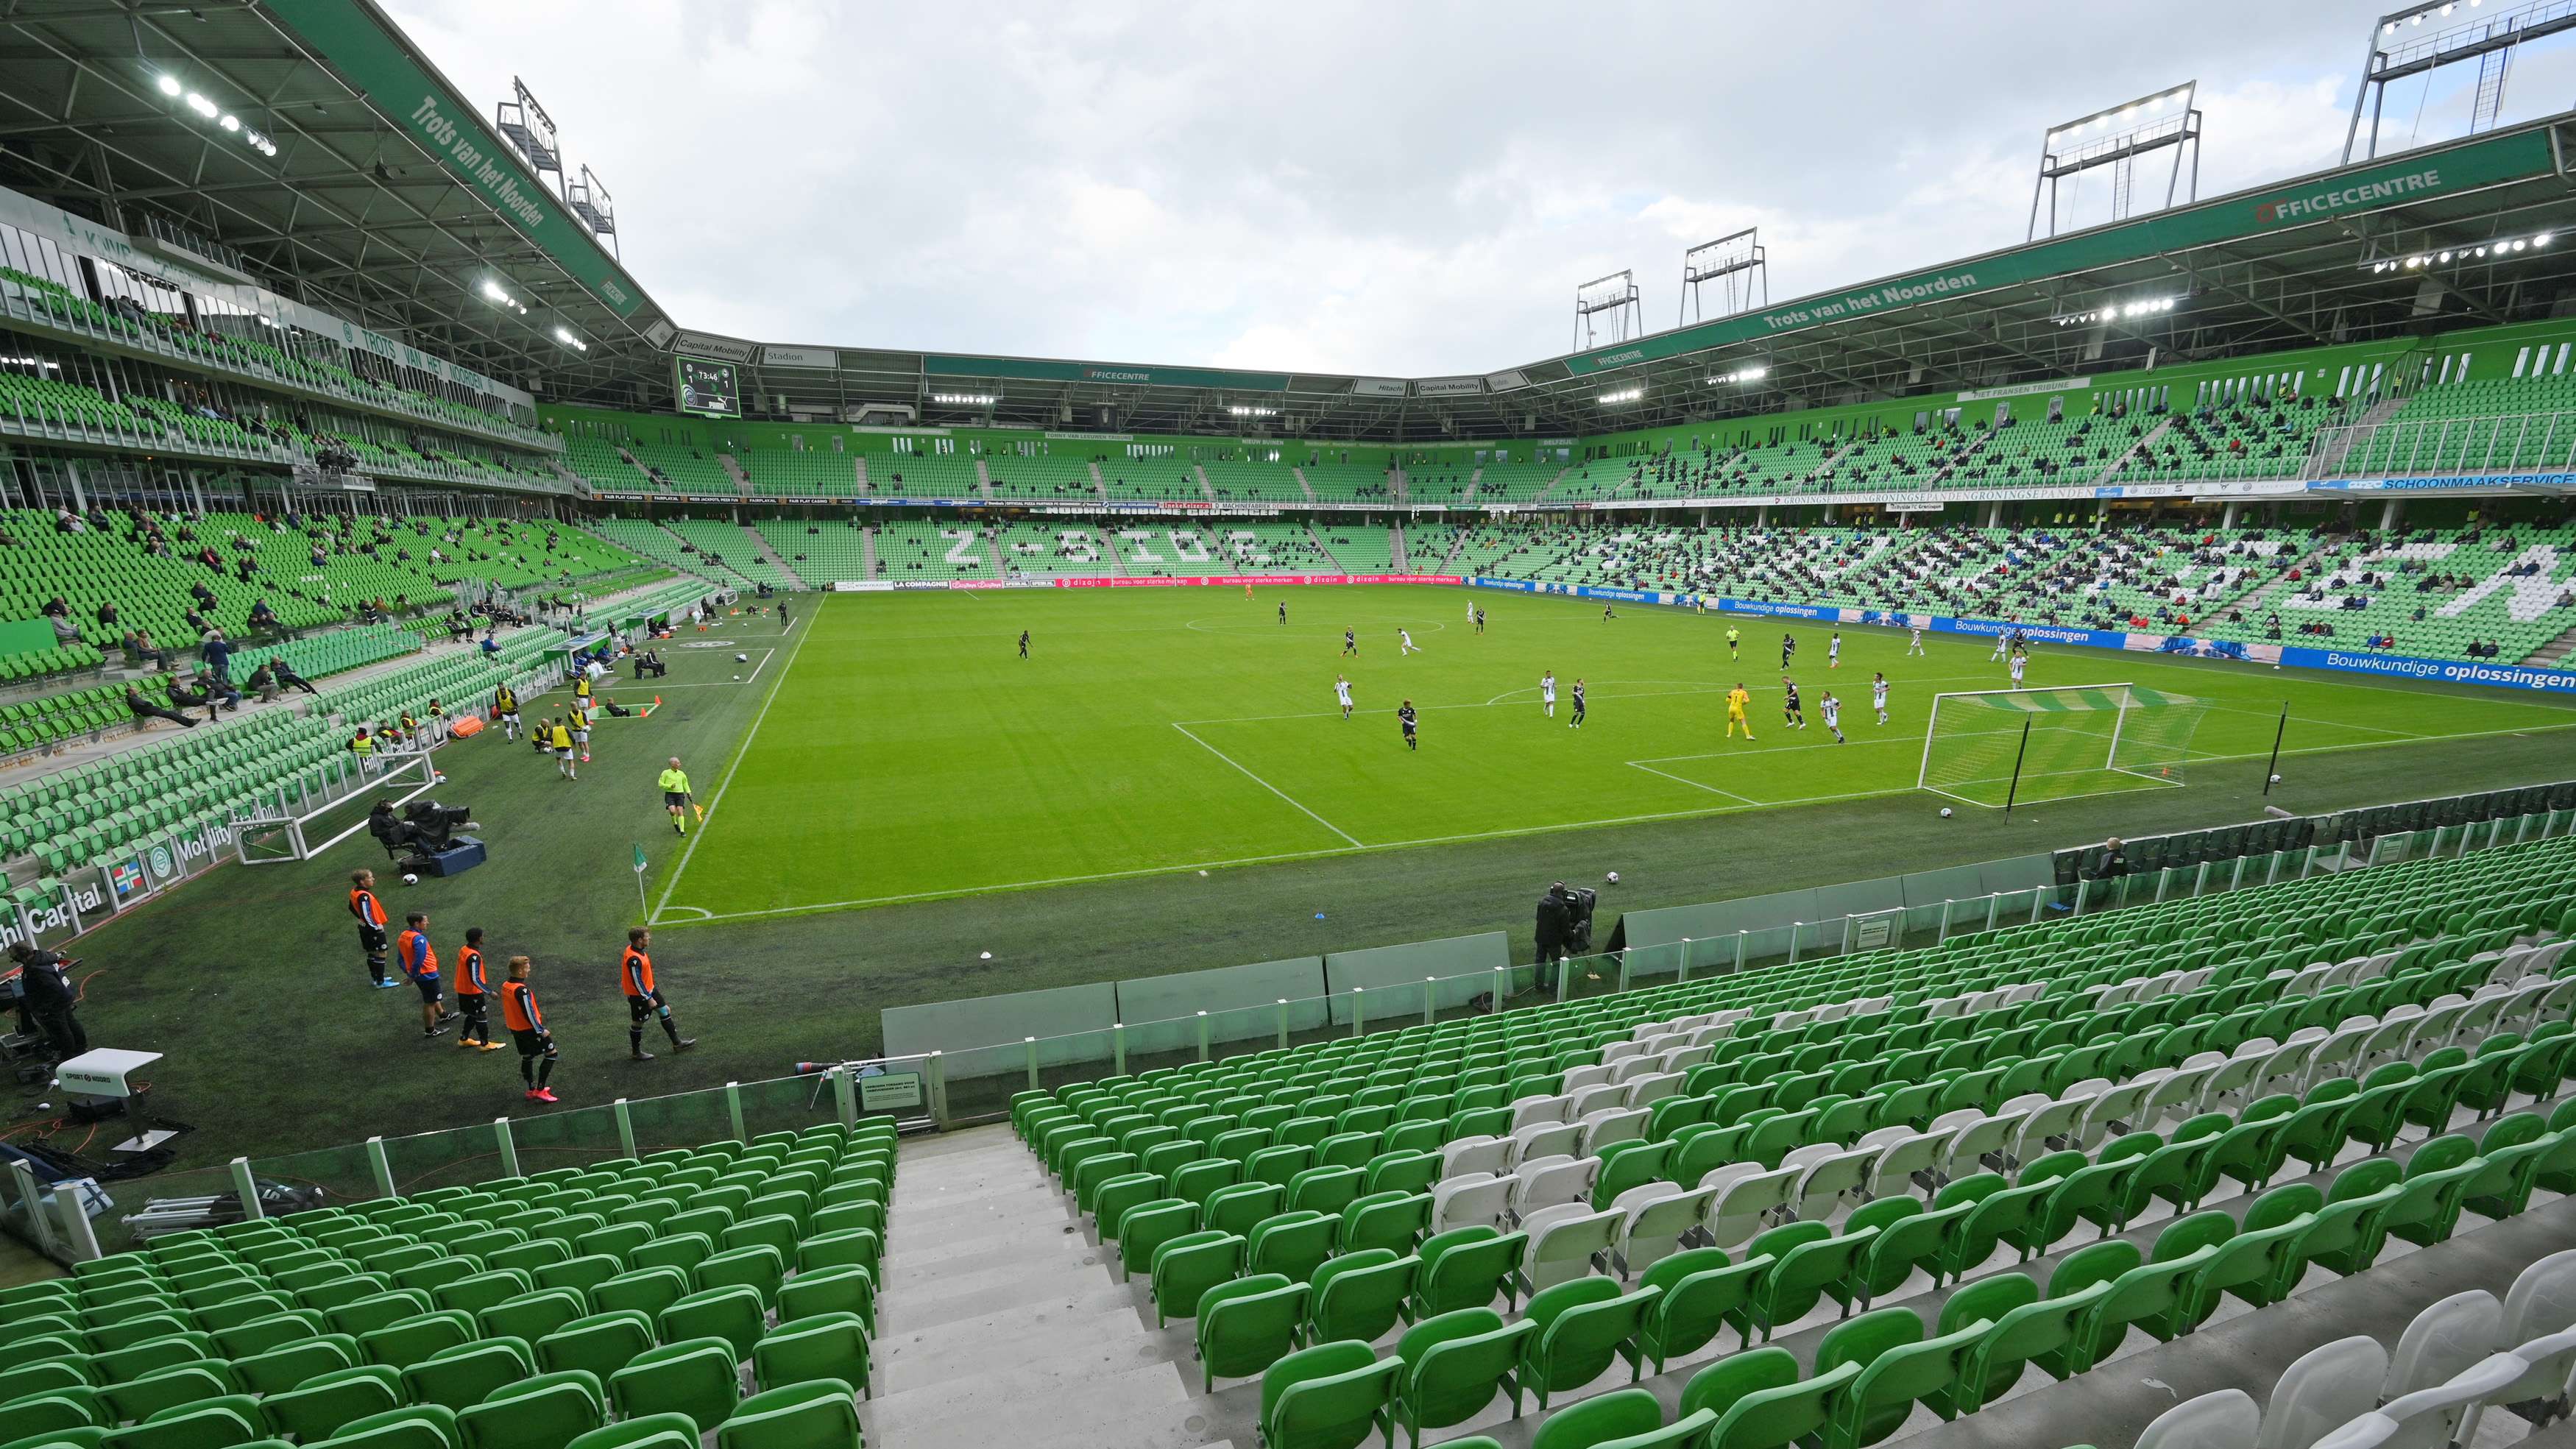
xmin=2262 ymin=704 xmax=2287 ymax=796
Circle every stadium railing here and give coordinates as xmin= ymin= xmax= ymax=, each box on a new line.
xmin=881 ymin=797 xmax=2576 ymax=1128
xmin=4 ymin=1058 xmax=936 ymax=1264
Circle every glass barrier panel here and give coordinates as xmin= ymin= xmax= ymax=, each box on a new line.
xmin=623 ymin=1083 xmax=740 ymax=1154
xmin=737 ymin=1072 xmax=838 ymax=1142
xmin=92 ymin=1162 xmax=244 ymax=1255
xmin=381 ymin=1119 xmax=514 ymax=1195
xmin=246 ymin=1141 xmax=383 ymax=1214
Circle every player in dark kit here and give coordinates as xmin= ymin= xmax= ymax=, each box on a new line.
xmin=1782 ymin=676 xmax=1806 ymax=729
xmin=1602 ymin=603 xmax=1616 ymax=622
xmin=1781 ymin=633 xmax=1797 ymax=669
xmin=1569 ymin=679 xmax=1587 ymax=729
xmin=1278 ymin=600 xmax=1287 ymax=626
xmin=1342 ymin=629 xmax=1358 ymax=656
xmin=1017 ymin=629 xmax=1030 ymax=659
xmin=1398 ymin=700 xmax=1418 ymax=750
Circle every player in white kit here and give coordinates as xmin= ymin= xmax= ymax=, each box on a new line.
xmin=1820 ymin=692 xmax=1845 ymax=743
xmin=1990 ymin=631 xmax=2011 ymax=662
xmin=1540 ymin=670 xmax=1557 ymax=719
xmin=1828 ymin=632 xmax=1841 ymax=669
xmin=1872 ymin=671 xmax=1889 ymax=725
xmin=2009 ymin=652 xmax=2028 ymax=686
xmin=1908 ymin=626 xmax=1925 ymax=656
xmin=1399 ymin=628 xmax=1420 ymax=656
xmin=1334 ymin=675 xmax=1354 ymax=720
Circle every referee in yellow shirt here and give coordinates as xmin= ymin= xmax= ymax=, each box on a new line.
xmin=659 ymin=757 xmax=698 ymax=833
xmin=1726 ymin=682 xmax=1755 ymax=740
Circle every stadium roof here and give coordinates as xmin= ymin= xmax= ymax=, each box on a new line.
xmin=0 ymin=0 xmax=672 ymax=399
xmin=5 ymin=2 xmax=2576 ymax=446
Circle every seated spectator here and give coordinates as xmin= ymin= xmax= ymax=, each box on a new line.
xmin=127 ymin=684 xmax=197 ymax=730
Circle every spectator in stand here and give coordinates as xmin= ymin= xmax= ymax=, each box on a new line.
xmin=127 ymin=684 xmax=197 ymax=731
xmin=245 ymin=661 xmax=280 ymax=704
xmin=201 ymin=628 xmax=234 ymax=684
xmin=268 ymin=655 xmax=318 ymax=697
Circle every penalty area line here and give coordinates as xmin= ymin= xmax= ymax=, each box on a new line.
xmin=1171 ymin=723 xmax=1363 ymax=847
xmin=1626 ymin=761 xmax=1758 ymax=806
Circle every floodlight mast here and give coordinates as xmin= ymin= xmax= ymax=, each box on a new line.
xmin=2026 ymin=82 xmax=2202 ymax=241
xmin=2342 ymin=0 xmax=2576 ymax=163
xmin=493 ymin=78 xmax=563 ymax=197
xmin=567 ymin=165 xmax=618 ymax=257
xmin=1680 ymin=228 xmax=1769 ymax=325
xmin=1573 ymin=270 xmax=1643 ymax=351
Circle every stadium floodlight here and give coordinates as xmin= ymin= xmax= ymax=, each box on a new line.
xmin=553 ymin=327 xmax=587 ymax=352
xmin=155 ymin=74 xmax=181 ymax=96
xmin=2368 ymin=227 xmax=2554 ymax=272
xmin=1228 ymin=405 xmax=1277 ymax=417
xmin=1598 ymin=386 xmax=1644 ymax=405
xmin=1573 ymin=270 xmax=1644 ymax=351
xmin=931 ymin=392 xmax=997 ymax=406
xmin=1710 ymin=365 xmax=1769 ymax=384
xmin=218 ymin=113 xmax=238 ymax=132
xmin=566 ymin=166 xmax=618 ymax=256
xmin=1680 ymin=228 xmax=1769 ymax=325
xmin=494 ymin=78 xmax=563 ymax=185
xmin=478 ymin=278 xmax=527 ymax=314
xmin=2050 ymin=294 xmax=2177 ymax=327
xmin=2028 ymin=82 xmax=2201 ymax=240
xmin=2345 ymin=0 xmax=2576 ymax=162
xmin=185 ymin=91 xmax=216 ymax=117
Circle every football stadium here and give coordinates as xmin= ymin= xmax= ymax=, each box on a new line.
xmin=4 ymin=4 xmax=2576 ymax=1448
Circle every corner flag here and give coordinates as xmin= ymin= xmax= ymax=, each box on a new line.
xmin=631 ymin=842 xmax=649 ymax=920
xmin=633 ymin=843 xmax=648 ymax=874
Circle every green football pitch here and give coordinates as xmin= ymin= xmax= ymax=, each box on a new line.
xmin=654 ymin=585 xmax=2576 ymax=924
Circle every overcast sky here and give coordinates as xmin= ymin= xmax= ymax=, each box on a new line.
xmin=385 ymin=0 xmax=2576 ymax=376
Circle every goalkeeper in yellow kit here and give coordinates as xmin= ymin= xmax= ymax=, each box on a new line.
xmin=1726 ymin=683 xmax=1755 ymax=740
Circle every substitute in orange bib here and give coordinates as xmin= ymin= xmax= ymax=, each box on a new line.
xmin=348 ymin=869 xmax=395 ymax=988
xmin=500 ymin=956 xmax=559 ymax=1102
xmin=620 ymin=927 xmax=696 ymax=1061
xmin=453 ymin=927 xmax=502 ymax=1052
xmin=394 ymin=913 xmax=452 ymax=1038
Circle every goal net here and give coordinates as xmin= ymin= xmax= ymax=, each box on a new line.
xmin=1917 ymin=684 xmax=2212 ymax=809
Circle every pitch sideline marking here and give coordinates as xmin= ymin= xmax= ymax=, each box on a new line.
xmin=651 ymin=621 xmax=815 ymax=924
xmin=1625 ymin=762 xmax=1758 ymax=805
xmin=1170 ymin=723 xmax=1364 ymax=847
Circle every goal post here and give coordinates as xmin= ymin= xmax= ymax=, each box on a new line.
xmin=1917 ymin=683 xmax=2212 ymax=809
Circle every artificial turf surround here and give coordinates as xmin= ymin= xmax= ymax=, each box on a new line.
xmin=17 ymin=585 xmax=2576 ymax=1182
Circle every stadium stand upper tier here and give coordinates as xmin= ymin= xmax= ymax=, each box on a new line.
xmin=983 ymin=453 xmax=1104 ymax=503
xmin=756 ymin=519 xmax=871 ymax=583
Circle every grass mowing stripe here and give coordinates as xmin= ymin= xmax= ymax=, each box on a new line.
xmin=652 ymin=608 xmax=817 ymax=922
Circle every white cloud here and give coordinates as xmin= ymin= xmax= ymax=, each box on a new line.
xmin=383 ymin=0 xmax=2538 ymax=375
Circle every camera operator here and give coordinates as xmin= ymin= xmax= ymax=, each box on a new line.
xmin=8 ymin=941 xmax=85 ymax=1062
xmin=1533 ymin=880 xmax=1596 ymax=994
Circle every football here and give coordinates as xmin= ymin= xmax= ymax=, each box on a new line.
xmin=400 ymin=873 xmax=419 ymax=885
xmin=1605 ymin=871 xmax=1618 ymax=883
xmin=735 ymin=653 xmax=749 ymax=662
xmin=2270 ymin=773 xmax=2282 ymax=783
xmin=1939 ymin=807 xmax=1953 ymax=818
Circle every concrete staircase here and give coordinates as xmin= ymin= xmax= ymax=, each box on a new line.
xmin=1084 ymin=461 xmax=1113 ymax=505
xmin=2524 ymin=618 xmax=2576 ymax=667
xmin=854 ymin=456 xmax=873 ymax=495
xmin=718 ymin=453 xmax=753 ymax=495
xmin=2307 ymin=394 xmax=2412 ymax=478
xmin=1307 ymin=525 xmax=1345 ymax=571
xmin=1289 ymin=468 xmax=1319 ymax=503
xmin=2086 ymin=417 xmax=2171 ymax=486
xmin=1388 ymin=520 xmax=1407 ymax=573
xmin=743 ymin=525 xmax=808 ymax=590
xmin=1189 ymin=465 xmax=1219 ymax=503
xmin=857 ymin=1127 xmax=1224 ymax=1449
xmin=972 ymin=458 xmax=998 ymax=500
xmin=860 ymin=525 xmax=877 ymax=580
xmin=1460 ymin=466 xmax=1482 ymax=505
